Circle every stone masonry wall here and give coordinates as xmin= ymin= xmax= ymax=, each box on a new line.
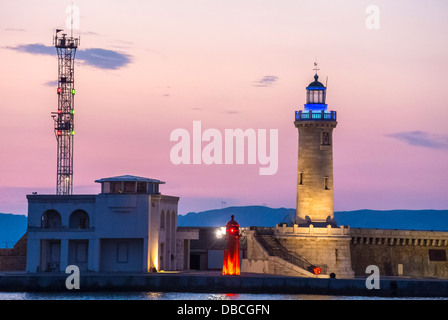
xmin=278 ymin=236 xmax=354 ymax=278
xmin=350 ymin=228 xmax=448 ymax=279
xmin=0 ymin=233 xmax=27 ymax=271
xmin=295 ymin=121 xmax=337 ymax=223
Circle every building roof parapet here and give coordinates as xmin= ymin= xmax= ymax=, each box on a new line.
xmin=94 ymin=175 xmax=165 ymax=184
xmin=26 ymin=195 xmax=96 ymax=203
xmin=351 ymin=228 xmax=448 ymax=238
xmin=273 ymin=224 xmax=350 ymax=237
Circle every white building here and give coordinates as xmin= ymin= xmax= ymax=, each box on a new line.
xmin=26 ymin=175 xmax=198 ymax=273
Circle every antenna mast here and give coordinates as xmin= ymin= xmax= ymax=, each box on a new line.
xmin=51 ymin=29 xmax=79 ymax=195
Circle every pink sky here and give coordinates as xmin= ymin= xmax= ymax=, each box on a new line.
xmin=1 ymin=0 xmax=448 ymax=215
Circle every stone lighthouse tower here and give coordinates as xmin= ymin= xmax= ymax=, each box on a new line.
xmin=242 ymin=66 xmax=355 ymax=278
xmin=294 ymin=68 xmax=337 ymax=227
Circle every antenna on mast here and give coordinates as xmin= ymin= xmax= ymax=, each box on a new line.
xmin=70 ymin=1 xmax=74 ymax=38
xmin=52 ymin=27 xmax=79 ymax=195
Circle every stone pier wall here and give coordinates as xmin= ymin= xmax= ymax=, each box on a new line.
xmin=0 ymin=234 xmax=27 ymax=271
xmin=274 ymin=225 xmax=354 ymax=278
xmin=242 ymin=225 xmax=355 ymax=278
xmin=350 ymin=228 xmax=448 ymax=279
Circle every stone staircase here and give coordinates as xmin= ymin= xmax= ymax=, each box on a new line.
xmin=252 ymin=227 xmax=327 ymax=275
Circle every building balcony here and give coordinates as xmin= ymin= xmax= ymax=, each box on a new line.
xmin=295 ymin=110 xmax=337 ymax=121
xmin=28 ymin=226 xmax=95 ymax=232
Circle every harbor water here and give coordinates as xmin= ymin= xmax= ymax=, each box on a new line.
xmin=0 ymin=291 xmax=446 ymax=300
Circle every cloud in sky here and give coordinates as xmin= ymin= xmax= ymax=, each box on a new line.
xmin=77 ymin=48 xmax=131 ymax=70
xmin=4 ymin=28 xmax=27 ymax=32
xmin=386 ymin=131 xmax=448 ymax=149
xmin=8 ymin=43 xmax=54 ymax=55
xmin=7 ymin=43 xmax=131 ymax=70
xmin=253 ymin=75 xmax=278 ymax=87
xmin=42 ymin=80 xmax=58 ymax=87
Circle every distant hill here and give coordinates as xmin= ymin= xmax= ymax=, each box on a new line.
xmin=178 ymin=206 xmax=294 ymax=227
xmin=0 ymin=213 xmax=27 ymax=248
xmin=334 ymin=209 xmax=448 ymax=231
xmin=178 ymin=206 xmax=448 ymax=231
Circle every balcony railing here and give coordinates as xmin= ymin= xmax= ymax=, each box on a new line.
xmin=295 ymin=110 xmax=337 ymax=121
xmin=28 ymin=226 xmax=95 ymax=232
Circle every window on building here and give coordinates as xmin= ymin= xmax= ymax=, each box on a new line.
xmin=41 ymin=210 xmax=62 ymax=229
xmin=160 ymin=211 xmax=165 ymax=230
xmin=117 ymin=242 xmax=129 ymax=263
xmin=124 ymin=181 xmax=135 ymax=193
xmin=69 ymin=210 xmax=89 ymax=229
xmin=111 ymin=181 xmax=122 ymax=193
xmin=322 ymin=132 xmax=330 ymax=146
xmin=429 ymin=249 xmax=447 ymax=261
xmin=137 ymin=182 xmax=147 ymax=193
xmin=76 ymin=242 xmax=88 ymax=263
xmin=299 ymin=172 xmax=303 ymax=185
xmin=324 ymin=177 xmax=329 ymax=190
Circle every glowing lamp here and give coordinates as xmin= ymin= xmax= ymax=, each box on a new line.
xmin=313 ymin=267 xmax=322 ymax=275
xmin=72 ymin=88 xmax=75 ymax=95
xmin=56 ymin=130 xmax=62 ymax=136
xmin=57 ymin=87 xmax=61 ymax=94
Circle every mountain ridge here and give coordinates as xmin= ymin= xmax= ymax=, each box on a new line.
xmin=178 ymin=206 xmax=448 ymax=231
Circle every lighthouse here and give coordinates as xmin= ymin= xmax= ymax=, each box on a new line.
xmin=294 ymin=67 xmax=337 ymax=227
xmin=243 ymin=65 xmax=354 ymax=279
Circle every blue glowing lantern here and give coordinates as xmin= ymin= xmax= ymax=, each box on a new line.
xmin=304 ymin=74 xmax=327 ymax=112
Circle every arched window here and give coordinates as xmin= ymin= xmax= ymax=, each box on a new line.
xmin=160 ymin=210 xmax=165 ymax=230
xmin=166 ymin=212 xmax=171 ymax=236
xmin=41 ymin=210 xmax=62 ymax=229
xmin=171 ymin=211 xmax=177 ymax=232
xmin=69 ymin=210 xmax=90 ymax=229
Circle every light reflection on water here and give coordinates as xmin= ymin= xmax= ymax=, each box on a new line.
xmin=0 ymin=292 xmax=445 ymax=300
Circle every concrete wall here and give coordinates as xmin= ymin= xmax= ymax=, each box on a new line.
xmin=350 ymin=228 xmax=448 ymax=279
xmin=153 ymin=195 xmax=179 ymax=272
xmin=100 ymin=238 xmax=144 ymax=272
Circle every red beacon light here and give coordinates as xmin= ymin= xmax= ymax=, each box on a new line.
xmin=308 ymin=265 xmax=322 ymax=275
xmin=222 ymin=215 xmax=240 ymax=276
xmin=57 ymin=87 xmax=61 ymax=94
